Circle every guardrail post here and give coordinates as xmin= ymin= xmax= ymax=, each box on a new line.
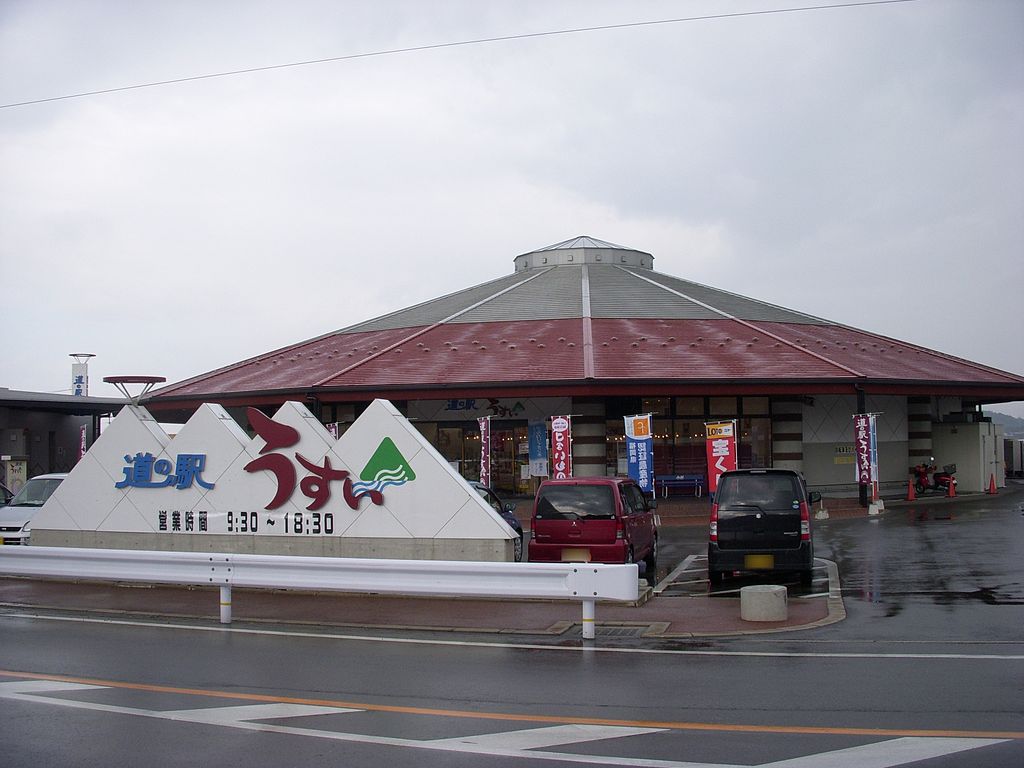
xmin=220 ymin=585 xmax=232 ymax=624
xmin=581 ymin=598 xmax=596 ymax=639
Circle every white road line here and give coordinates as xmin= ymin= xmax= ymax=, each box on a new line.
xmin=163 ymin=703 xmax=360 ymax=723
xmin=0 ymin=680 xmax=105 ymax=695
xmin=426 ymin=724 xmax=665 ymax=750
xmin=653 ymin=555 xmax=699 ymax=593
xmin=758 ymin=737 xmax=1009 ymax=768
xmin=3 ymin=610 xmax=1023 ymax=659
xmin=0 ymin=679 xmax=1008 ymax=768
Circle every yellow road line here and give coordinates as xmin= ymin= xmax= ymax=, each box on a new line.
xmin=1 ymin=668 xmax=1021 ymax=740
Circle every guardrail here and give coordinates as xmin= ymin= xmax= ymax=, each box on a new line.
xmin=0 ymin=547 xmax=640 ymax=639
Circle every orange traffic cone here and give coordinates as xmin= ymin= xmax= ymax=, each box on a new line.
xmin=987 ymin=474 xmax=998 ymax=495
xmin=905 ymin=479 xmax=916 ymax=501
xmin=947 ymin=478 xmax=956 ymax=498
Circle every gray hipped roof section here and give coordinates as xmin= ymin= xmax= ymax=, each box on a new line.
xmin=340 ymin=263 xmax=825 ymax=334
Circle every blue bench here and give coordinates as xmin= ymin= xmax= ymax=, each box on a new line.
xmin=655 ymin=474 xmax=705 ymax=498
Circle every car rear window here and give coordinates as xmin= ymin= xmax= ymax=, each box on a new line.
xmin=535 ymin=485 xmax=616 ymax=520
xmin=9 ymin=478 xmax=64 ymax=507
xmin=716 ymin=474 xmax=802 ymax=511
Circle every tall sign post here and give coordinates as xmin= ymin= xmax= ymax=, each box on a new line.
xmin=69 ymin=353 xmax=95 ymax=396
xmin=624 ymin=414 xmax=654 ymax=493
xmin=705 ymin=420 xmax=738 ymax=497
xmin=528 ymin=421 xmax=549 ymax=478
xmin=550 ymin=415 xmax=573 ymax=480
xmin=478 ymin=416 xmax=492 ymax=487
xmin=853 ymin=413 xmax=879 ymax=503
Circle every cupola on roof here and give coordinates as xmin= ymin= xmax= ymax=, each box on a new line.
xmin=514 ymin=235 xmax=653 ymax=271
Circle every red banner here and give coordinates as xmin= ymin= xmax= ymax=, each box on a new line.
xmin=478 ymin=417 xmax=491 ymax=487
xmin=550 ymin=415 xmax=572 ymax=479
xmin=705 ymin=421 xmax=737 ymax=494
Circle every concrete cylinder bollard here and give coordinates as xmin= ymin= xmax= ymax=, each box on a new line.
xmin=740 ymin=584 xmax=788 ymax=622
xmin=219 ymin=585 xmax=232 ymax=624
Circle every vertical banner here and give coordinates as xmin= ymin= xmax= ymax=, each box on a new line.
xmin=528 ymin=421 xmax=549 ymax=477
xmin=550 ymin=415 xmax=572 ymax=480
xmin=71 ymin=363 xmax=88 ymax=396
xmin=853 ymin=413 xmax=878 ymax=486
xmin=624 ymin=414 xmax=654 ymax=493
xmin=705 ymin=421 xmax=737 ymax=494
xmin=478 ymin=417 xmax=492 ymax=487
xmin=79 ymin=424 xmax=88 ymax=462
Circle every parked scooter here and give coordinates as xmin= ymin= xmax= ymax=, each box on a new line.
xmin=910 ymin=459 xmax=957 ymax=495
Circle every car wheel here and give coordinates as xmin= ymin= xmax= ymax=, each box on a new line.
xmin=513 ymin=534 xmax=524 ymax=563
xmin=799 ymin=569 xmax=813 ymax=588
xmin=709 ymin=569 xmax=723 ymax=586
xmin=643 ymin=537 xmax=658 ymax=585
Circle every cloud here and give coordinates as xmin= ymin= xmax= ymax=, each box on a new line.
xmin=1 ymin=0 xmax=1021 ymax=412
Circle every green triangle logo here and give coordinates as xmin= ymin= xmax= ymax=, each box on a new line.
xmin=360 ymin=437 xmax=416 ymax=484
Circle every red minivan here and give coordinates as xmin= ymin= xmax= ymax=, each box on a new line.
xmin=527 ymin=477 xmax=659 ymax=582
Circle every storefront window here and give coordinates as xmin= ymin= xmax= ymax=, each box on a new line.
xmin=674 ymin=397 xmax=704 ymax=416
xmin=742 ymin=397 xmax=769 ymax=416
xmin=709 ymin=397 xmax=737 ymax=416
xmin=642 ymin=397 xmax=671 ymax=416
xmin=606 ymin=420 xmax=625 ymax=475
xmin=462 ymin=429 xmax=480 ymax=481
xmin=438 ymin=428 xmax=464 ymax=472
xmin=739 ymin=417 xmax=771 ymax=468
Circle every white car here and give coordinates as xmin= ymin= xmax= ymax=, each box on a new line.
xmin=0 ymin=473 xmax=67 ymax=545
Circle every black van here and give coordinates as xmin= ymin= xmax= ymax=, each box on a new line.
xmin=708 ymin=469 xmax=819 ymax=586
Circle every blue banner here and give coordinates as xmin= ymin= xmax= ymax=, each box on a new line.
xmin=528 ymin=421 xmax=549 ymax=477
xmin=624 ymin=415 xmax=654 ymax=493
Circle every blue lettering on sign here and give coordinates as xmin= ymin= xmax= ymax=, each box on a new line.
xmin=445 ymin=399 xmax=478 ymax=411
xmin=116 ymin=452 xmax=215 ymax=490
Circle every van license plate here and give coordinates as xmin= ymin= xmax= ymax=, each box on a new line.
xmin=745 ymin=554 xmax=774 ymax=569
xmin=561 ymin=548 xmax=591 ymax=562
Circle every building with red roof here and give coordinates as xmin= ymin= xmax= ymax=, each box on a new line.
xmin=145 ymin=237 xmax=1024 ymax=495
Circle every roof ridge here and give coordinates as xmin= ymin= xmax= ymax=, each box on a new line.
xmin=581 ymin=264 xmax=595 ymax=379
xmin=817 ymin=323 xmax=1024 ymax=383
xmin=314 ymin=267 xmax=556 ymax=386
xmin=338 ymin=272 xmax=523 ymax=334
xmin=616 ymin=266 xmax=865 ymax=377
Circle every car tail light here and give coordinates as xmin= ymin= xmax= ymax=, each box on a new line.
xmin=615 ymin=518 xmax=625 ymax=540
xmin=799 ymin=503 xmax=811 ymax=541
xmin=709 ymin=503 xmax=719 ymax=542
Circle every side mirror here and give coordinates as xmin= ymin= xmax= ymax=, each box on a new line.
xmin=808 ymin=491 xmax=822 ymax=504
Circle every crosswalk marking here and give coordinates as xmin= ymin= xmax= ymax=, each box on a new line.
xmin=426 ymin=723 xmax=666 ymax=750
xmin=758 ymin=736 xmax=1008 ymax=768
xmin=162 ymin=703 xmax=361 ymax=724
xmin=0 ymin=677 xmax=1009 ymax=767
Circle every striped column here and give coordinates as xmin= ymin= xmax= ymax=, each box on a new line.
xmin=907 ymin=396 xmax=933 ymax=461
xmin=572 ymin=398 xmax=607 ymax=477
xmin=771 ymin=398 xmax=804 ymax=472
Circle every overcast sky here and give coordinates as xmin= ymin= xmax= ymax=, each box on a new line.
xmin=2 ymin=0 xmax=1022 ymax=416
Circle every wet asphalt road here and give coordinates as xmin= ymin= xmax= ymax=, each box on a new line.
xmin=1 ymin=489 xmax=1022 ymax=767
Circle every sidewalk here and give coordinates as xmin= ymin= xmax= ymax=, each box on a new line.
xmin=0 ymin=574 xmax=838 ymax=639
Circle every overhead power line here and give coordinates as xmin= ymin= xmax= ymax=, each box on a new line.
xmin=1 ymin=0 xmax=917 ymax=110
